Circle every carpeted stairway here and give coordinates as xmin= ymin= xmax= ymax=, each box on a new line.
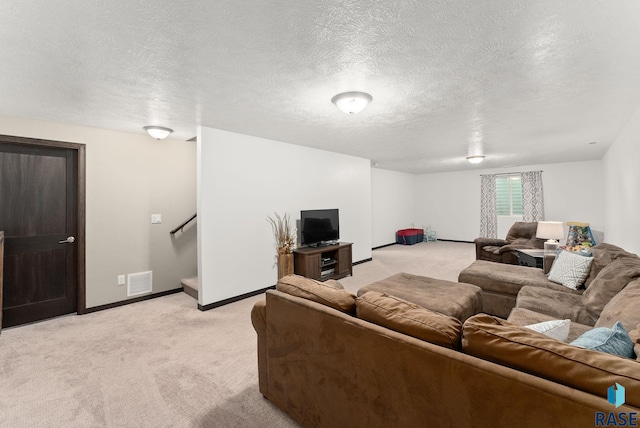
xmin=181 ymin=276 xmax=198 ymax=299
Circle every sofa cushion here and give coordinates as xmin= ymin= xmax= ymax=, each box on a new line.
xmin=515 ymin=286 xmax=593 ymax=325
xmin=584 ymin=243 xmax=640 ymax=288
xmin=547 ymin=250 xmax=593 ymax=290
xmin=570 ymin=322 xmax=635 ymax=358
xmin=276 ymin=274 xmax=356 ymax=314
xmin=507 ymin=307 xmax=591 ymax=342
xmin=596 ymin=278 xmax=640 ymax=332
xmin=357 ymin=273 xmax=482 ymax=322
xmin=458 ymin=260 xmax=580 ymax=298
xmin=462 ymin=314 xmax=640 ymax=408
xmin=524 ymin=319 xmax=570 ymax=341
xmin=582 ymin=257 xmax=640 ymax=320
xmin=356 ymin=291 xmax=462 ymax=349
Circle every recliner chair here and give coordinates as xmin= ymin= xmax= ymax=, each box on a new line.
xmin=474 ymin=222 xmax=544 ymax=265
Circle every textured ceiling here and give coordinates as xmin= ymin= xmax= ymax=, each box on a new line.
xmin=1 ymin=1 xmax=640 ymax=173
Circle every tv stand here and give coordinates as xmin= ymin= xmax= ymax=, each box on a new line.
xmin=293 ymin=242 xmax=352 ymax=281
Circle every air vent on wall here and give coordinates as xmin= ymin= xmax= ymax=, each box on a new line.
xmin=127 ymin=271 xmax=153 ymax=297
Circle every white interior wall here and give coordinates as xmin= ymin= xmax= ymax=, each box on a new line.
xmin=497 ymin=216 xmax=524 ymax=240
xmin=413 ymin=160 xmax=604 ymax=242
xmin=603 ymin=104 xmax=640 ymax=255
xmin=413 ymin=169 xmax=479 ymax=242
xmin=0 ymin=115 xmax=198 ymax=308
xmin=371 ymin=168 xmax=417 ymax=247
xmin=197 ymin=127 xmax=372 ymax=306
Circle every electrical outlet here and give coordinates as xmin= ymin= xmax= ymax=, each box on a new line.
xmin=117 ymin=275 xmax=126 ymax=286
xmin=151 ymin=214 xmax=162 ymax=224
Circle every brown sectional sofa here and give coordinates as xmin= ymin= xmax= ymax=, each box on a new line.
xmin=251 ymin=261 xmax=640 ymax=427
xmin=459 ymin=243 xmax=640 ymax=332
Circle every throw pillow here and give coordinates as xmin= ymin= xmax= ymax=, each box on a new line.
xmin=276 ymin=274 xmax=356 ymax=314
xmin=524 ymin=319 xmax=571 ymax=342
xmin=355 ymin=291 xmax=462 ymax=349
xmin=547 ymin=250 xmax=593 ymax=290
xmin=570 ymin=322 xmax=636 ymax=358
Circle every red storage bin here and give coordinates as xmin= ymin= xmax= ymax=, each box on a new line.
xmin=396 ymin=228 xmax=424 ymax=245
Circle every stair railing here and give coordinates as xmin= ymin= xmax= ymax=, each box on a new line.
xmin=170 ymin=214 xmax=197 ymax=235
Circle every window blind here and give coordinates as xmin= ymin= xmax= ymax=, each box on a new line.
xmin=496 ymin=175 xmax=523 ymax=216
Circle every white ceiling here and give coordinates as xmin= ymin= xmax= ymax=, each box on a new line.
xmin=1 ymin=1 xmax=640 ymax=174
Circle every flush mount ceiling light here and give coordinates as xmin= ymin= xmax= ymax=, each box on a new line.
xmin=143 ymin=126 xmax=173 ymax=140
xmin=466 ymin=155 xmax=486 ymax=164
xmin=331 ymin=91 xmax=372 ymax=115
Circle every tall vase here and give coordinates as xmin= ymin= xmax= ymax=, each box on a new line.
xmin=277 ymin=253 xmax=294 ymax=279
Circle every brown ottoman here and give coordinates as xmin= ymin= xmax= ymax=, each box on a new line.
xmin=356 ymin=272 xmax=482 ymax=322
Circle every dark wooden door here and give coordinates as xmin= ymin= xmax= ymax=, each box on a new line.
xmin=0 ymin=136 xmax=85 ymax=327
xmin=0 ymin=231 xmax=4 ymax=331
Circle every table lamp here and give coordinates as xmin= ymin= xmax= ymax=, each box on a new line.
xmin=536 ymin=221 xmax=565 ymax=255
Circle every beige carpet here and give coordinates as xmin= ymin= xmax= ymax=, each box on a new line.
xmin=0 ymin=241 xmax=475 ymax=427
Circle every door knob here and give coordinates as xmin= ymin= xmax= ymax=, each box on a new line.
xmin=59 ymin=236 xmax=76 ymax=244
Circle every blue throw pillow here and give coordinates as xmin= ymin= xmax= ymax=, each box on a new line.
xmin=570 ymin=322 xmax=635 ymax=358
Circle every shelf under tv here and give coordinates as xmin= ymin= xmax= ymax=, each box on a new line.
xmin=293 ymin=242 xmax=352 ymax=281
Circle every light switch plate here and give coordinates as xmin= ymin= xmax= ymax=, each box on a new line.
xmin=117 ymin=275 xmax=126 ymax=286
xmin=151 ymin=214 xmax=162 ymax=224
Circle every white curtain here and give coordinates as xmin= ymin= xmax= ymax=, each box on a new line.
xmin=480 ymin=174 xmax=497 ymax=238
xmin=521 ymin=170 xmax=544 ymax=222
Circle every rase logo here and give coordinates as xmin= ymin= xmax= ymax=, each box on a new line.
xmin=609 ymin=383 xmax=626 ymax=408
xmin=595 ymin=383 xmax=638 ymax=427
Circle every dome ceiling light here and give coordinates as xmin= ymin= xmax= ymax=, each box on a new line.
xmin=331 ymin=92 xmax=372 ymax=115
xmin=466 ymin=155 xmax=486 ymax=164
xmin=144 ymin=126 xmax=174 ymax=140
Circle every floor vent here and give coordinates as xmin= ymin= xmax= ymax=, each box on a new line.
xmin=127 ymin=271 xmax=153 ymax=297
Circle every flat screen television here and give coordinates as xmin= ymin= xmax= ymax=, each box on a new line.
xmin=300 ymin=209 xmax=339 ymax=247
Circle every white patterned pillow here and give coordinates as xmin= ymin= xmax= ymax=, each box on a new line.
xmin=525 ymin=319 xmax=571 ymax=341
xmin=548 ymin=250 xmax=594 ymax=290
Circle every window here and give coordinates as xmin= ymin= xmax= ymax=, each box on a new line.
xmin=496 ymin=175 xmax=523 ymax=216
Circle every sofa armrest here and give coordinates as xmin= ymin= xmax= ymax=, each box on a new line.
xmin=474 ymin=238 xmax=508 ymax=259
xmin=251 ymin=299 xmax=268 ymax=397
xmin=475 ymin=238 xmax=508 ymax=247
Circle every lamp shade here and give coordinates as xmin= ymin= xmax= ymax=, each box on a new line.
xmin=536 ymin=221 xmax=565 ymax=241
xmin=331 ymin=92 xmax=372 ymax=114
xmin=144 ymin=126 xmax=173 ymax=140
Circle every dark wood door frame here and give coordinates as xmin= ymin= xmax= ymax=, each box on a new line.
xmin=0 ymin=134 xmax=86 ymax=317
xmin=0 ymin=231 xmax=4 ymax=331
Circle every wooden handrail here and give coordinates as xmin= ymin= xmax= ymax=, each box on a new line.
xmin=170 ymin=214 xmax=197 ymax=235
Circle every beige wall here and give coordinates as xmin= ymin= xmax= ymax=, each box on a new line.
xmin=0 ymin=115 xmax=197 ymax=308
